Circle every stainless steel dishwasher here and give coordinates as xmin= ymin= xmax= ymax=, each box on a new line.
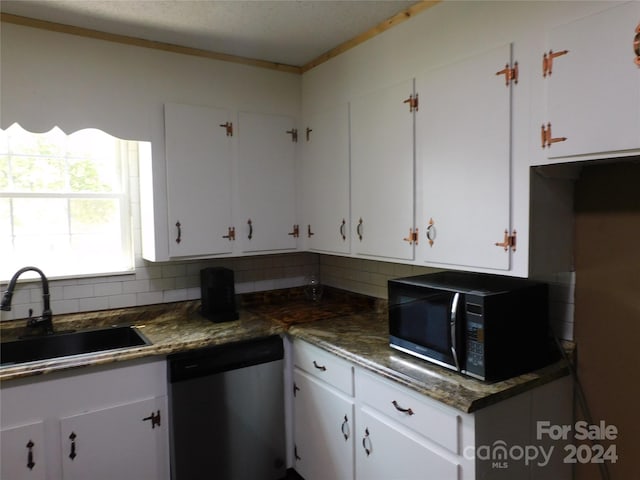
xmin=168 ymin=335 xmax=286 ymax=480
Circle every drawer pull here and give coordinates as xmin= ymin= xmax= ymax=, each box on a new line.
xmin=392 ymin=400 xmax=415 ymax=416
xmin=362 ymin=428 xmax=372 ymax=456
xmin=68 ymin=432 xmax=77 ymax=460
xmin=341 ymin=415 xmax=350 ymax=441
xmin=26 ymin=440 xmax=35 ymax=470
xmin=312 ymin=360 xmax=327 ymax=371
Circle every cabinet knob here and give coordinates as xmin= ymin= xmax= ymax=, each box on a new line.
xmin=26 ymin=440 xmax=36 ymax=470
xmin=312 ymin=360 xmax=327 ymax=371
xmin=391 ymin=400 xmax=415 ymax=416
xmin=339 ymin=219 xmax=346 ymax=241
xmin=426 ymin=218 xmax=436 ymax=247
xmin=362 ymin=428 xmax=372 ymax=456
xmin=68 ymin=432 xmax=77 ymax=460
xmin=341 ymin=415 xmax=350 ymax=441
xmin=634 ymin=23 xmax=640 ymax=67
xmin=356 ymin=218 xmax=363 ymax=241
xmin=175 ymin=221 xmax=182 ymax=244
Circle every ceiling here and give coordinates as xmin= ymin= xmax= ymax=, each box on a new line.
xmin=0 ymin=0 xmax=422 ymax=68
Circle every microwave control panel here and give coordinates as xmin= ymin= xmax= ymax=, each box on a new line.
xmin=465 ymin=319 xmax=485 ymax=368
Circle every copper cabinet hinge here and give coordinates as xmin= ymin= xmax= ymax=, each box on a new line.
xmin=403 ymin=93 xmax=419 ymax=112
xmin=288 ymin=224 xmax=300 ymax=238
xmin=219 ymin=122 xmax=233 ymax=136
xmin=286 ymin=129 xmax=298 ymax=142
xmin=542 ymin=49 xmax=569 ymax=77
xmin=222 ymin=226 xmax=236 ymax=241
xmin=495 ymin=229 xmax=517 ymax=252
xmin=403 ymin=228 xmax=419 ymax=245
xmin=541 ymin=122 xmax=567 ymax=148
xmin=495 ymin=62 xmax=518 ymax=86
xmin=142 ymin=410 xmax=161 ymax=429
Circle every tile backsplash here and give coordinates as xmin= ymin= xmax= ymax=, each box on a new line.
xmin=0 ymin=253 xmax=318 ymax=322
xmin=1 ymin=253 xmax=576 ymax=341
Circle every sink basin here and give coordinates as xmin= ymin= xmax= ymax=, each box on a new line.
xmin=0 ymin=326 xmax=151 ymax=366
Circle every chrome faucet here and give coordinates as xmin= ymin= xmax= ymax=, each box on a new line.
xmin=1 ymin=266 xmax=54 ymax=334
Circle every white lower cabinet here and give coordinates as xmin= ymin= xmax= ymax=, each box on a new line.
xmin=0 ymin=359 xmax=169 ymax=480
xmin=292 ymin=340 xmax=355 ymax=480
xmin=292 ymin=339 xmax=573 ymax=480
xmin=356 ymin=407 xmax=459 ymax=480
xmin=293 ymin=370 xmax=355 ymax=480
xmin=59 ymin=397 xmax=167 ymax=480
xmin=1 ymin=421 xmax=46 ymax=480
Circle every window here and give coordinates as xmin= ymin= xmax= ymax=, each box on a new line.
xmin=0 ymin=124 xmax=136 ymax=280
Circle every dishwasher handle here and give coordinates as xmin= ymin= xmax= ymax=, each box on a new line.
xmin=168 ymin=335 xmax=284 ymax=383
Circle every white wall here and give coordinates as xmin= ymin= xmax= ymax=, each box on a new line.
xmin=0 ymin=22 xmax=312 ymax=322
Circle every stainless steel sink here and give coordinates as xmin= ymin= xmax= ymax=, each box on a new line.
xmin=0 ymin=326 xmax=151 ymax=366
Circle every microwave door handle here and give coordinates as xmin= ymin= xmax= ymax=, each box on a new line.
xmin=450 ymin=293 xmax=461 ymax=372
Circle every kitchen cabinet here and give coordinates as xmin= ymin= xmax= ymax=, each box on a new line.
xmin=1 ymin=421 xmax=46 ymax=480
xmin=356 ymin=408 xmax=459 ymax=480
xmin=539 ymin=1 xmax=640 ymax=162
xmin=350 ymin=78 xmax=416 ymax=262
xmin=163 ymin=102 xmax=234 ymax=258
xmin=356 ymin=370 xmax=466 ymax=480
xmin=293 ymin=340 xmax=355 ymax=480
xmin=0 ymin=359 xmax=169 ymax=480
xmin=292 ymin=339 xmax=573 ymax=480
xmin=60 ymin=397 xmax=167 ymax=480
xmin=301 ymin=104 xmax=350 ymax=255
xmin=236 ymin=111 xmax=298 ymax=254
xmin=416 ymin=44 xmax=514 ymax=271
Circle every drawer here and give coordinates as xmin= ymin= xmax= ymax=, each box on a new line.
xmin=356 ymin=369 xmax=460 ymax=454
xmin=293 ymin=340 xmax=353 ymax=396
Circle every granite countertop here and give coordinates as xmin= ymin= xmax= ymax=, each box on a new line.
xmin=0 ymin=288 xmax=570 ymax=413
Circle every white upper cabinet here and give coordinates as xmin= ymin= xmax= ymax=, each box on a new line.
xmin=301 ymin=104 xmax=350 ymax=255
xmin=236 ymin=111 xmax=298 ymax=253
xmin=416 ymin=44 xmax=514 ymax=271
xmin=351 ymin=79 xmax=416 ymax=261
xmin=541 ymin=1 xmax=640 ymax=161
xmin=164 ymin=103 xmax=234 ymax=258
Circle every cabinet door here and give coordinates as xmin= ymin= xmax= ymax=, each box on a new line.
xmin=164 ymin=103 xmax=233 ymax=257
xmin=0 ymin=421 xmax=46 ymax=480
xmin=416 ymin=44 xmax=513 ymax=271
xmin=544 ymin=2 xmax=640 ymax=159
xmin=356 ymin=407 xmax=459 ymax=480
xmin=351 ymin=79 xmax=415 ymax=261
xmin=302 ymin=104 xmax=350 ymax=254
xmin=236 ymin=112 xmax=298 ymax=253
xmin=60 ymin=396 xmax=168 ymax=480
xmin=294 ymin=369 xmax=355 ymax=480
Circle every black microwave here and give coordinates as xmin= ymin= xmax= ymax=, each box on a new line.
xmin=388 ymin=271 xmax=560 ymax=382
